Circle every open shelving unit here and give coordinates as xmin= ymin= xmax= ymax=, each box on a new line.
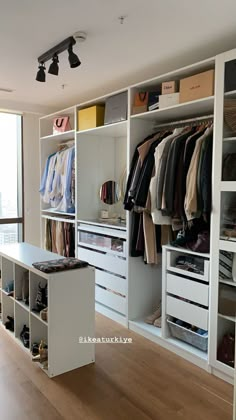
xmin=0 ymin=243 xmax=95 ymax=377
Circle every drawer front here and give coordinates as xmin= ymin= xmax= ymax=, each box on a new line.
xmin=78 ymin=230 xmax=126 ymax=257
xmin=166 ymin=295 xmax=208 ymax=330
xmin=96 ymin=269 xmax=126 ymax=296
xmin=166 ymin=251 xmax=209 ymax=283
xmin=166 ymin=273 xmax=209 ymax=306
xmin=95 ymin=285 xmax=126 ymax=315
xmin=78 ymin=246 xmax=127 ymax=277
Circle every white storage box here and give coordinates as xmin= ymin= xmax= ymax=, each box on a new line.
xmin=159 ymin=93 xmax=180 ymax=109
xmin=167 ymin=319 xmax=208 ymax=352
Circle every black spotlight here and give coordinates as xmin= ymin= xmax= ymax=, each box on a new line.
xmin=36 ymin=63 xmax=46 ymax=82
xmin=48 ymin=54 xmax=59 ymax=76
xmin=68 ymin=44 xmax=81 ymax=68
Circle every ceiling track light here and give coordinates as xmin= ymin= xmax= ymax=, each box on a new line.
xmin=36 ymin=35 xmax=84 ymax=82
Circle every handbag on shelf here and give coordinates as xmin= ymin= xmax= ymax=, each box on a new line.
xmin=134 ymin=92 xmax=148 ymax=107
xmin=53 ymin=116 xmax=71 ymax=134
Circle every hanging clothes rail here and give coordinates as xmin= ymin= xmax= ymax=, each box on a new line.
xmin=153 ymin=114 xmax=214 ymax=130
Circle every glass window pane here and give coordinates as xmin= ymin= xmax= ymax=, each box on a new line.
xmin=0 ymin=113 xmax=22 ymax=218
xmin=0 ymin=223 xmax=22 ymax=244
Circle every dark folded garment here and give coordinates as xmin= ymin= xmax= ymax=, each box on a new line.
xmin=32 ymin=257 xmax=88 ymax=273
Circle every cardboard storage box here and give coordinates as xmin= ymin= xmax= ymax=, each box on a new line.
xmin=159 ymin=93 xmax=180 ymax=109
xmin=78 ymin=105 xmax=105 ymax=131
xmin=161 ymin=81 xmax=178 ymax=95
xmin=104 ymin=92 xmax=127 ymax=125
xmin=179 ymin=69 xmax=214 ymax=103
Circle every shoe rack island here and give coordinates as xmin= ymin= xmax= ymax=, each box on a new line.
xmin=0 ymin=242 xmax=95 ymax=377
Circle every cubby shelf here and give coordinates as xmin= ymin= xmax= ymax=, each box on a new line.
xmin=0 ymin=242 xmax=95 ymax=378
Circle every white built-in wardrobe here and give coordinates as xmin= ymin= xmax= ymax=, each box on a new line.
xmin=39 ymin=46 xmax=236 ymax=385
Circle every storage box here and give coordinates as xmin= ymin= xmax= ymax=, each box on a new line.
xmin=159 ymin=93 xmax=180 ymax=109
xmin=78 ymin=105 xmax=105 ymax=131
xmin=167 ymin=319 xmax=208 ymax=352
xmin=134 ymin=91 xmax=148 ymax=107
xmin=148 ymin=92 xmax=160 ymax=111
xmin=179 ymin=69 xmax=214 ymax=103
xmin=104 ymin=92 xmax=127 ymax=125
xmin=161 ymin=81 xmax=178 ymax=95
xmin=132 ymin=105 xmax=147 ymax=115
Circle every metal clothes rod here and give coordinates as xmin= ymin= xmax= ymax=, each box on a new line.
xmin=153 ymin=114 xmax=214 ymax=130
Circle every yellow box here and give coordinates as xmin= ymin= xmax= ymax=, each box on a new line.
xmin=78 ymin=105 xmax=105 ymax=131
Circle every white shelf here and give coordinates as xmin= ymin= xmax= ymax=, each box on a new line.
xmin=76 ymin=120 xmax=127 ymax=137
xmin=78 ymin=219 xmax=127 ymax=231
xmin=1 ymin=289 xmax=14 ymax=298
xmin=225 ymin=90 xmax=236 ymax=98
xmin=218 ymin=313 xmax=236 ymax=322
xmin=219 ymin=279 xmax=236 ymax=287
xmin=163 ymin=245 xmax=210 ymax=258
xmin=41 ymin=215 xmax=75 ymax=224
xmin=220 ymin=181 xmax=236 ymax=191
xmin=219 ymin=239 xmax=236 ymax=252
xmin=31 ymin=311 xmax=48 ymax=327
xmin=41 ymin=209 xmax=75 ymax=217
xmin=130 ymin=96 xmax=214 ymax=123
xmin=40 ymin=130 xmax=75 ymax=142
xmin=223 ymin=136 xmax=236 ymax=141
xmin=166 ymin=337 xmax=208 ymax=360
xmin=129 ymin=319 xmax=162 ymax=339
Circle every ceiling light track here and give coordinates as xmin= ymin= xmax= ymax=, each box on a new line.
xmin=36 ymin=34 xmax=85 ymax=82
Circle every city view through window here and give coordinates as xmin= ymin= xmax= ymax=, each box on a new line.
xmin=0 ymin=112 xmax=23 ymax=244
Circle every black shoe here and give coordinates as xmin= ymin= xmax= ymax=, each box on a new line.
xmin=20 ymin=325 xmax=30 ymax=348
xmin=5 ymin=316 xmax=14 ymax=332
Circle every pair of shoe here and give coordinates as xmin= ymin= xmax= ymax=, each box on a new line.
xmin=40 ymin=307 xmax=48 ymax=322
xmin=5 ymin=316 xmax=14 ymax=331
xmin=20 ymin=325 xmax=30 ymax=348
xmin=145 ymin=303 xmax=162 ymax=328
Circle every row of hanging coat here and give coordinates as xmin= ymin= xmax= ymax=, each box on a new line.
xmin=44 ymin=219 xmax=75 ymax=257
xmin=40 ymin=141 xmax=75 ymax=213
xmin=124 ymin=118 xmax=213 ymax=264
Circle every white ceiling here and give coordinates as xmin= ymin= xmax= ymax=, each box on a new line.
xmin=1 ymin=0 xmax=236 ymax=112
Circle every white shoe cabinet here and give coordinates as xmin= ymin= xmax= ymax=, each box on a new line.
xmin=0 ymin=242 xmax=95 ymax=377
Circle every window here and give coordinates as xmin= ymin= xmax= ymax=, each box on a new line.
xmin=0 ymin=112 xmax=23 ymax=244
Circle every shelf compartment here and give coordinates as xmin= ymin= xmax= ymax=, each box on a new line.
xmin=29 ymin=272 xmax=47 ymax=314
xmin=129 ymin=319 xmax=162 ymax=339
xmin=15 ymin=299 xmax=30 ymax=311
xmin=31 ymin=310 xmax=48 ymax=326
xmin=166 ymin=249 xmax=209 ymax=283
xmin=130 ymin=96 xmax=214 ymax=123
xmin=76 ymin=120 xmax=127 ymax=137
xmin=1 ymin=292 xmax=14 ymax=328
xmin=225 ymin=90 xmax=236 ymax=98
xmin=1 ymin=257 xmax=14 ymax=290
xmin=14 ymin=264 xmax=29 ymax=304
xmin=15 ymin=303 xmax=30 ymax=346
xmin=166 ymin=295 xmax=208 ymax=330
xmin=166 ymin=273 xmax=209 ymax=306
xmin=30 ymin=314 xmax=48 ymax=351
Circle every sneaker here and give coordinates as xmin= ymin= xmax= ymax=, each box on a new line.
xmin=20 ymin=325 xmax=30 ymax=348
xmin=145 ymin=303 xmax=161 ymax=325
xmin=5 ymin=316 xmax=14 ymax=332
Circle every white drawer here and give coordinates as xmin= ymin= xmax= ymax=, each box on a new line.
xmin=166 ymin=295 xmax=208 ymax=330
xmin=95 ymin=285 xmax=126 ymax=315
xmin=96 ymin=270 xmax=126 ymax=296
xmin=167 ymin=250 xmax=209 ymax=283
xmin=78 ymin=246 xmax=127 ymax=277
xmin=166 ymin=273 xmax=209 ymax=307
xmin=78 ymin=230 xmax=126 ymax=257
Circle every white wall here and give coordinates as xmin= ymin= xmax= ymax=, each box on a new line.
xmin=23 ymin=113 xmax=41 ymax=246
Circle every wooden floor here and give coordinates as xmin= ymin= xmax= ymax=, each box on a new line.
xmin=0 ymin=313 xmax=233 ymax=420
